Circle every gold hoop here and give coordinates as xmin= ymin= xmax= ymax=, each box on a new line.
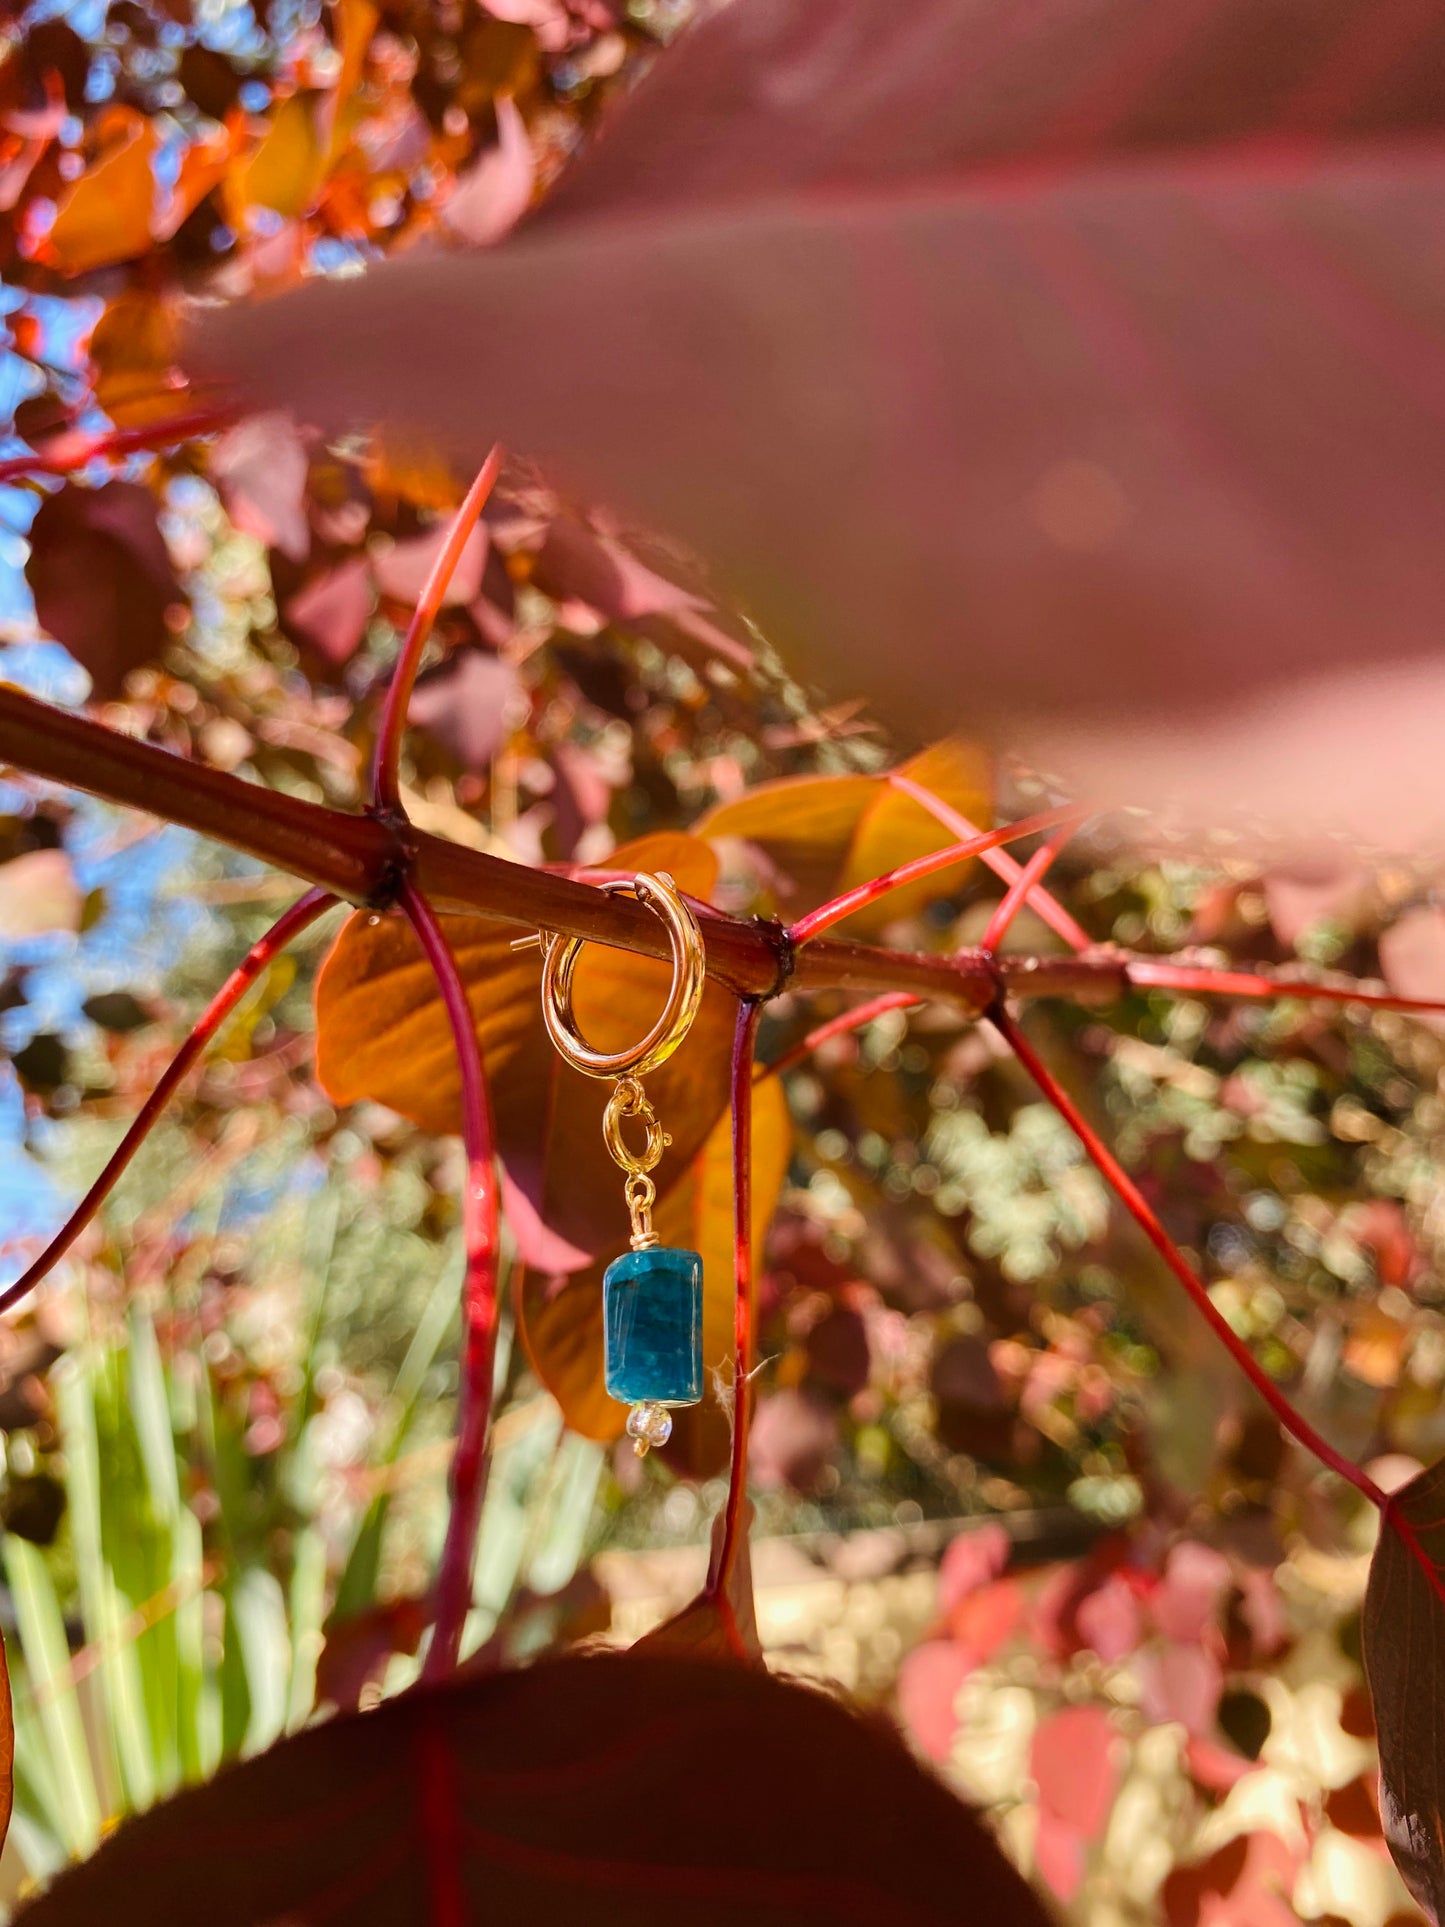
xmin=539 ymin=871 xmax=705 ymax=1079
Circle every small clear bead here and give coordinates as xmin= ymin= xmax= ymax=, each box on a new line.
xmin=626 ymin=1401 xmax=673 ymax=1456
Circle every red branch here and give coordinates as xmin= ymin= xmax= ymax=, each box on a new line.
xmin=990 ymin=1003 xmax=1386 ymax=1509
xmin=788 ymin=804 xmax=1087 ymax=945
xmin=0 ymin=407 xmax=236 ymax=485
xmin=887 ymin=772 xmax=1092 ymax=953
xmin=715 ymin=999 xmax=763 ymax=1612
xmin=370 ymin=446 xmax=504 ymax=818
xmin=981 ymin=828 xmax=1073 ymax=953
xmin=402 ymin=878 xmax=501 ymax=1678
xmin=0 ymin=887 xmax=336 ymax=1317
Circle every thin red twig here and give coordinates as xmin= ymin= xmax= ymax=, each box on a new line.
xmin=1126 ymin=955 xmax=1445 ymax=1018
xmin=401 ymin=878 xmax=501 ymax=1678
xmin=990 ymin=1003 xmax=1386 ymax=1509
xmin=0 ymin=887 xmax=337 ymax=1318
xmin=887 ymin=772 xmax=1092 ymax=953
xmin=787 ymin=803 xmax=1087 ymax=945
xmin=715 ymin=1000 xmax=763 ymax=1603
xmin=981 ymin=826 xmax=1074 ymax=953
xmin=0 ymin=406 xmax=236 ymax=485
xmin=370 ymin=446 xmax=503 ymax=818
xmin=759 ymin=990 xmax=918 ymax=1082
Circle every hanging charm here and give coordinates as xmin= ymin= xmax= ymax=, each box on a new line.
xmin=524 ymin=870 xmax=706 ymax=1455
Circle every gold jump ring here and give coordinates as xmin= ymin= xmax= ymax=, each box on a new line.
xmin=539 ymin=871 xmax=706 ymax=1079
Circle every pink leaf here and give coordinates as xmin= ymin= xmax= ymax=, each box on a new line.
xmin=211 ymin=412 xmax=310 ymax=562
xmin=282 ymin=558 xmax=373 ymax=665
xmin=1138 ymin=1643 xmax=1223 ymax=1739
xmin=442 ymin=97 xmax=535 ymax=247
xmin=937 ymin=1522 xmax=1011 ymax=1617
xmin=1075 ymin=1572 xmax=1144 ymax=1665
xmin=897 ymin=1639 xmax=972 ymax=1763
xmin=0 ymin=850 xmax=82 ymax=938
xmin=1151 ymin=1542 xmax=1231 ymax=1645
xmin=410 ymin=650 xmax=521 ymax=771
xmin=373 ymin=522 xmax=487 ymax=609
xmin=1031 ymin=1704 xmax=1118 ymax=1839
xmin=1033 ymin=1809 xmax=1088 ymax=1904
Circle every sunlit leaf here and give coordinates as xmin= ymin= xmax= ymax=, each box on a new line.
xmin=315 ymin=833 xmax=736 ymax=1259
xmin=1364 ymin=1458 xmax=1445 ymax=1921
xmin=232 ymin=93 xmax=326 ymax=221
xmin=20 ymin=1652 xmax=1050 ymax=1927
xmin=88 ymin=293 xmax=184 ymax=430
xmin=699 ymin=740 xmax=991 ymax=929
xmin=46 ymin=108 xmax=156 ymax=276
xmin=519 ymin=1069 xmax=791 ymax=1447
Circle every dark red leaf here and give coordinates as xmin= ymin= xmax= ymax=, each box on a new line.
xmin=195 ymin=0 xmax=1445 ymax=844
xmin=19 ymin=1653 xmax=1050 ymax=1926
xmin=26 ymin=482 xmax=185 ymax=699
xmin=1364 ymin=1458 xmax=1445 ymax=1921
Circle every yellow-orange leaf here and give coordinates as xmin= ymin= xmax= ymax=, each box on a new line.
xmin=315 ymin=834 xmax=734 ymax=1262
xmin=88 ymin=293 xmax=184 ymax=430
xmin=699 ymin=738 xmax=991 ymax=932
xmin=233 ymin=94 xmax=326 ymax=220
xmin=47 ymin=110 xmax=157 ymax=277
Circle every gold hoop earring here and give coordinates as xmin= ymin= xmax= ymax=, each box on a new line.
xmin=532 ymin=871 xmax=706 ymax=1455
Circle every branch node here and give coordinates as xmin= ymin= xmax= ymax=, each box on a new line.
xmin=755 ymin=917 xmax=796 ymax=1001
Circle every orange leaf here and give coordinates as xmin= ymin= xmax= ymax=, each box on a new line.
xmin=635 ymin=1498 xmax=761 ymax=1662
xmin=700 ymin=739 xmax=991 ymax=932
xmin=46 ymin=109 xmax=157 ymax=276
xmin=19 ymin=1652 xmax=1049 ymax=1927
xmin=231 ymin=93 xmax=326 ymax=221
xmin=88 ymin=292 xmax=184 ymax=429
xmin=315 ymin=833 xmax=735 ymax=1260
xmin=519 ymin=1072 xmax=791 ymax=1447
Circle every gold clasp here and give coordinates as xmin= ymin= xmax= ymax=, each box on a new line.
xmin=603 ymin=1076 xmax=670 ymax=1176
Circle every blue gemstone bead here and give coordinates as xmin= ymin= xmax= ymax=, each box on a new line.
xmin=603 ymin=1245 xmax=703 ymax=1407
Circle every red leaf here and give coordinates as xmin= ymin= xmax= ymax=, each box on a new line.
xmin=211 ymin=412 xmax=310 ymax=562
xmin=282 ymin=557 xmax=374 ymax=665
xmin=20 ymin=1654 xmax=1051 ymax=1927
xmin=410 ymin=650 xmax=522 ymax=771
xmin=1364 ymin=1456 xmax=1445 ymax=1920
xmin=1151 ymin=1541 xmax=1231 ymax=1644
xmin=196 ymin=0 xmax=1445 ymax=845
xmin=897 ymin=1639 xmax=973 ymax=1764
xmin=1137 ymin=1643 xmax=1223 ymax=1738
xmin=1031 ymin=1704 xmax=1119 ymax=1842
xmin=26 ymin=481 xmax=185 ymax=698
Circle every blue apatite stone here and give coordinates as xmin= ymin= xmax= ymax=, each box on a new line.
xmin=603 ymin=1245 xmax=703 ymax=1406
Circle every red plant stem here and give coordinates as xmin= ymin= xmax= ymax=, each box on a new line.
xmin=0 ymin=406 xmax=236 ymax=484
xmin=0 ymin=887 xmax=336 ymax=1318
xmin=887 ymin=771 xmax=1092 ymax=953
xmin=990 ymin=1003 xmax=1386 ymax=1509
xmin=788 ymin=804 xmax=1087 ymax=945
xmin=981 ymin=829 xmax=1073 ymax=953
xmin=371 ymin=445 xmax=503 ymax=818
xmin=401 ymin=878 xmax=501 ymax=1678
xmin=716 ymin=1000 xmax=763 ymax=1599
xmin=1124 ymin=955 xmax=1445 ymax=1017
xmin=760 ymin=990 xmax=919 ymax=1082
